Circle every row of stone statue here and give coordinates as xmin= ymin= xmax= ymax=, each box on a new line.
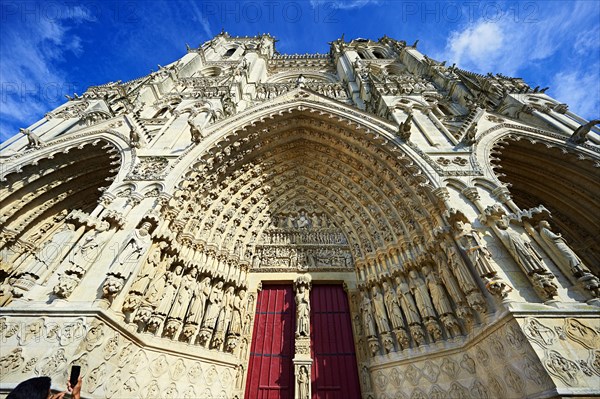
xmin=121 ymin=259 xmax=250 ymax=353
xmin=271 ymin=211 xmax=335 ymax=230
xmin=358 ymin=260 xmax=487 ymax=354
xmin=262 ymin=230 xmax=347 ymax=245
xmin=255 ymin=82 xmax=347 ymax=101
xmin=0 ymin=211 xmax=256 ymax=353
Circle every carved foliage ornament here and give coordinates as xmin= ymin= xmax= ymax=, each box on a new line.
xmin=127 ymin=157 xmax=169 ymax=180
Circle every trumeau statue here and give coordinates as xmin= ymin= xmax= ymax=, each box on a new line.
xmin=294 ymin=275 xmax=311 ymax=337
xmin=1 ymin=32 xmax=600 ymax=398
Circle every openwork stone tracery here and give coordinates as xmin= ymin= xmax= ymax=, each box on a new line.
xmin=1 ymin=32 xmax=599 ymax=399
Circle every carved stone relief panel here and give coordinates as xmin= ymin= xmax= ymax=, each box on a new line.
xmin=368 ymin=318 xmax=557 ymax=399
xmin=0 ymin=314 xmax=238 ymax=398
xmin=517 ymin=316 xmax=600 ymax=391
xmin=252 ymin=198 xmax=353 ymax=272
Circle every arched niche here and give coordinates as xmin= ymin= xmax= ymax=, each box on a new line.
xmin=0 ymin=139 xmax=122 ymax=280
xmin=490 ymin=137 xmax=600 ymax=272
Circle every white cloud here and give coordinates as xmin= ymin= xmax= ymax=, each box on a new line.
xmin=309 ymin=0 xmax=379 ymax=10
xmin=189 ymin=2 xmax=213 ymax=39
xmin=552 ymin=64 xmax=600 ymax=119
xmin=574 ymin=27 xmax=600 ymax=56
xmin=438 ymin=2 xmax=597 ymax=75
xmin=0 ymin=5 xmax=94 ymax=141
xmin=447 ymin=21 xmax=505 ymax=73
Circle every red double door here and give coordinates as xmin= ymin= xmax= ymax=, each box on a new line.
xmin=245 ymin=284 xmax=361 ymax=399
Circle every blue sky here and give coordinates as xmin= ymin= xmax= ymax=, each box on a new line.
xmin=1 ymin=0 xmax=599 ymax=143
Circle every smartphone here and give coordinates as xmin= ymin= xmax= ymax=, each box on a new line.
xmin=69 ymin=365 xmax=81 ymax=387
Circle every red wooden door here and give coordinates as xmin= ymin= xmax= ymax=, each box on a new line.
xmin=310 ymin=284 xmax=361 ymax=399
xmin=245 ymin=285 xmax=296 ymax=399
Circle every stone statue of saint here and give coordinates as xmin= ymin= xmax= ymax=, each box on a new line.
xmin=201 ymin=281 xmax=225 ymax=331
xmin=538 ymin=221 xmax=587 ymax=275
xmin=130 ymin=242 xmax=167 ymax=295
xmin=435 ymin=250 xmax=465 ymax=304
xmin=229 ymin=289 xmax=247 ymax=336
xmin=360 ymin=290 xmax=377 ymax=337
xmin=111 ymin=222 xmax=153 ymax=279
xmin=382 ymin=281 xmax=404 ymax=330
xmin=295 ymin=284 xmax=310 ymax=337
xmin=395 ymin=275 xmax=421 ymax=325
xmin=371 ymin=285 xmax=390 ymax=334
xmin=409 ymin=270 xmax=436 ymax=319
xmin=24 ymin=221 xmax=77 ymax=279
xmin=185 ymin=276 xmax=212 ymax=325
xmin=422 ymin=265 xmax=453 ymax=316
xmin=445 ymin=244 xmax=479 ymax=294
xmin=143 ymin=256 xmax=172 ymax=306
xmin=297 ymin=366 xmax=309 ymax=399
xmin=495 ymin=218 xmax=548 ymax=275
xmin=213 ymin=285 xmax=235 ymax=346
xmin=53 ymin=222 xmax=110 ymax=299
xmin=168 ymin=267 xmax=198 ymax=320
xmin=452 ymin=219 xmax=496 ymax=277
xmin=155 ymin=265 xmax=184 ymax=316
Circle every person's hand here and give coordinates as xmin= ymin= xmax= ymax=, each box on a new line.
xmin=49 ymin=391 xmax=67 ymax=399
xmin=66 ymin=376 xmax=82 ymax=399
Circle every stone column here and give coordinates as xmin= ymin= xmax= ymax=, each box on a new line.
xmin=293 ymin=274 xmax=312 ymax=399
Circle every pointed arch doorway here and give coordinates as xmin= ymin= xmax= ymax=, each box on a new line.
xmin=310 ymin=284 xmax=361 ymax=399
xmin=245 ymin=283 xmax=360 ymax=399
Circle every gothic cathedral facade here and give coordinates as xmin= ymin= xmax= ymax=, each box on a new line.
xmin=1 ymin=33 xmax=599 ymax=398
